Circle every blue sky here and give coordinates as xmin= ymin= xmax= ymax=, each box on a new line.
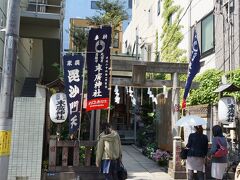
xmin=63 ymin=0 xmax=132 ymax=51
xmin=63 ymin=0 xmax=96 ymax=51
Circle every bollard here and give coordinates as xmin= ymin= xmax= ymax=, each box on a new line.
xmin=169 ymin=136 xmax=187 ymax=179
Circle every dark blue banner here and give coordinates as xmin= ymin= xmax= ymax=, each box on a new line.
xmin=63 ymin=54 xmax=84 ymax=134
xmin=86 ymin=26 xmax=112 ymax=111
xmin=182 ymin=30 xmax=201 ymax=109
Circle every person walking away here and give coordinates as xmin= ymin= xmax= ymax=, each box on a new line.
xmin=96 ymin=122 xmax=122 ymax=180
xmin=186 ymin=125 xmax=208 ymax=180
xmin=209 ymin=125 xmax=228 ymax=180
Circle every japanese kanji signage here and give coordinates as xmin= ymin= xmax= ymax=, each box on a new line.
xmin=63 ymin=54 xmax=84 ymax=133
xmin=86 ymin=26 xmax=112 ymax=111
xmin=218 ymin=96 xmax=235 ymax=124
xmin=0 ymin=130 xmax=11 ymax=156
xmin=49 ymin=93 xmax=68 ymax=123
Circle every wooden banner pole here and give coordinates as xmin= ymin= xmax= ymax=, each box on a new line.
xmin=107 ymin=53 xmax=113 ymax=123
xmin=78 ymin=52 xmax=86 ymax=141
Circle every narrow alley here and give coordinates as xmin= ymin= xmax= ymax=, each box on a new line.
xmin=122 ymin=145 xmax=173 ymax=180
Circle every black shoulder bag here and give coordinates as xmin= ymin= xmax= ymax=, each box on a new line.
xmin=180 ymin=148 xmax=189 ymax=160
xmin=118 ymin=160 xmax=127 ymax=180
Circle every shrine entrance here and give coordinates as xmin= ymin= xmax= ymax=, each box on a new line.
xmin=43 ymin=55 xmax=190 ymax=179
xmin=110 ymin=56 xmax=189 ymax=147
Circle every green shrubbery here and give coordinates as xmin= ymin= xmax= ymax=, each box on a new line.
xmin=187 ymin=68 xmax=240 ymax=106
xmin=187 ymin=69 xmax=222 ymax=105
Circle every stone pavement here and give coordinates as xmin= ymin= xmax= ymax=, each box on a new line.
xmin=122 ymin=145 xmax=173 ymax=180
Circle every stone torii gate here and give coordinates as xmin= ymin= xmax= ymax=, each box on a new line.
xmin=111 ymin=55 xmax=191 ymax=179
xmin=111 ymin=56 xmax=189 ymax=137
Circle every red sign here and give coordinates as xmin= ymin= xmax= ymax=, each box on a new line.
xmin=86 ymin=98 xmax=109 ymax=111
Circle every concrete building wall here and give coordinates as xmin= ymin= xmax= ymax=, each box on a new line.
xmin=215 ymin=0 xmax=240 ymax=72
xmin=7 ymin=37 xmax=47 ymax=97
xmin=123 ymin=0 xmax=161 ymax=61
xmin=14 ymin=38 xmax=33 ymax=96
xmin=42 ymin=39 xmax=60 ymax=83
xmin=30 ymin=39 xmax=44 ymax=78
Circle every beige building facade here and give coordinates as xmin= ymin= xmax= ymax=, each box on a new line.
xmin=123 ymin=0 xmax=215 ymax=73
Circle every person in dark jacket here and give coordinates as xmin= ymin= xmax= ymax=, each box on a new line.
xmin=186 ymin=125 xmax=208 ymax=180
xmin=209 ymin=125 xmax=228 ymax=180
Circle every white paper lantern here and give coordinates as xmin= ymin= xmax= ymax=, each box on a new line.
xmin=49 ymin=93 xmax=68 ymax=123
xmin=218 ymin=96 xmax=235 ymax=124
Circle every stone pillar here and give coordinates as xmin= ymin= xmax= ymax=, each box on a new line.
xmin=90 ymin=111 xmax=95 ymax=140
xmin=171 ymin=72 xmax=180 ymax=137
xmin=95 ymin=110 xmax=101 ymax=139
xmin=85 ymin=147 xmax=92 ymax=166
xmin=49 ymin=136 xmax=57 ymax=171
xmin=62 ymin=147 xmax=68 ymax=166
xmin=73 ymin=142 xmax=79 ymax=166
xmin=173 ymin=136 xmax=182 ymax=171
xmin=170 ymin=136 xmax=186 ymax=179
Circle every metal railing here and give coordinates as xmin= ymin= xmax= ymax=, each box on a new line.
xmin=23 ymin=0 xmax=62 ymax=14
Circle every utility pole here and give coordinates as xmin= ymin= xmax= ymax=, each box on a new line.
xmin=228 ymin=0 xmax=233 ymax=71
xmin=0 ymin=0 xmax=21 ymax=179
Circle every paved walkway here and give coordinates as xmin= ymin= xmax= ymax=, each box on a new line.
xmin=122 ymin=145 xmax=173 ymax=180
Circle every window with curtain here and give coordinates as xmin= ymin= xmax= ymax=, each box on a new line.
xmin=201 ymin=13 xmax=214 ymax=54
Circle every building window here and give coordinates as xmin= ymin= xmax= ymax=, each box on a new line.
xmin=147 ymin=44 xmax=152 ymax=61
xmin=157 ymin=0 xmax=160 ymax=16
xmin=113 ymin=31 xmax=119 ymax=48
xmin=201 ymin=13 xmax=214 ymax=54
xmin=128 ymin=0 xmax=132 ymax=9
xmin=148 ymin=7 xmax=152 ymax=27
xmin=91 ymin=1 xmax=100 ymax=9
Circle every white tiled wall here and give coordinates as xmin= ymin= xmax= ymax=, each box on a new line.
xmin=8 ymin=97 xmax=46 ymax=180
